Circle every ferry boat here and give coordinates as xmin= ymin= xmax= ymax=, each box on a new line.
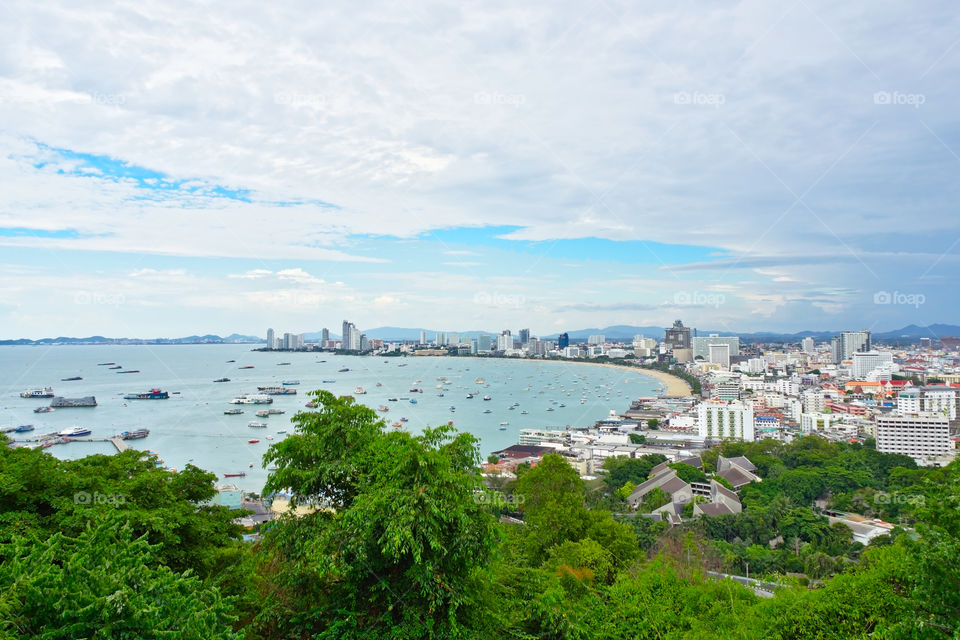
xmin=120 ymin=429 xmax=150 ymax=440
xmin=224 ymin=408 xmax=243 ymax=415
xmin=123 ymin=389 xmax=169 ymax=400
xmin=282 ymin=380 xmax=300 ymax=386
xmin=61 ymin=376 xmax=82 ymax=381
xmin=15 ymin=424 xmax=34 ymax=432
xmin=354 ymin=386 xmax=367 ymax=394
xmin=257 ymin=386 xmax=297 ymax=395
xmin=34 ymin=406 xmax=54 ymax=413
xmin=20 ymin=387 xmax=54 ymax=398
xmin=59 ymin=426 xmax=92 ymax=437
xmin=248 ymin=421 xmax=268 ymax=428
xmin=213 ymin=378 xmax=230 ymax=383
xmin=230 ymin=394 xmax=273 ymax=405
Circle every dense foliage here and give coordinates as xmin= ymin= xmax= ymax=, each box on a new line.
xmin=2 ymin=394 xmax=959 ymax=639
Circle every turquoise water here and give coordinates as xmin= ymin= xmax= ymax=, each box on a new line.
xmin=0 ymin=345 xmax=663 ymax=491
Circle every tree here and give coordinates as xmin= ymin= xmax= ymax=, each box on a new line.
xmin=0 ymin=519 xmax=240 ymax=639
xmin=640 ymin=487 xmax=671 ymax=513
xmin=669 ymin=463 xmax=708 ymax=484
xmin=629 ymin=433 xmax=646 ymax=445
xmin=603 ymin=455 xmax=667 ymax=493
xmin=647 ymin=418 xmax=660 ymax=430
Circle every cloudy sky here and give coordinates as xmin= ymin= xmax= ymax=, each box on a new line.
xmin=1 ymin=1 xmax=958 ymax=339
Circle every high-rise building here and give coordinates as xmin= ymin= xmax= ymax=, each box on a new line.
xmin=447 ymin=332 xmax=459 ymax=345
xmin=698 ymin=400 xmax=755 ymax=442
xmin=665 ymin=320 xmax=692 ymax=350
xmin=558 ymin=333 xmax=569 ymax=349
xmin=321 ymin=328 xmax=329 ymax=343
xmin=341 ymin=321 xmax=360 ymax=350
xmin=587 ymin=334 xmax=605 ymax=345
xmin=876 ymin=414 xmax=950 ymax=462
xmin=692 ymin=334 xmax=740 ymax=360
xmin=477 ymin=334 xmax=492 ymax=352
xmin=708 ymin=343 xmax=731 ymax=368
xmin=497 ymin=331 xmax=513 ymax=352
xmin=435 ymin=331 xmax=446 ymax=346
xmin=832 ymin=330 xmax=871 ymax=363
xmin=419 ymin=330 xmax=426 ymax=345
xmin=266 ymin=328 xmax=275 ymax=350
xmin=519 ymin=328 xmax=530 ymax=345
xmin=801 ymin=337 xmax=815 ymax=354
xmin=852 ymin=351 xmax=894 ymax=378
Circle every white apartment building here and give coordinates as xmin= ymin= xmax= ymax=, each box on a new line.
xmin=875 ymin=414 xmax=951 ymax=463
xmin=745 ymin=357 xmax=767 ymax=374
xmin=852 ymin=351 xmax=894 ymax=379
xmin=692 ymin=334 xmax=741 ymax=360
xmin=802 ymin=337 xmax=815 ymax=354
xmin=801 ymin=389 xmax=825 ymax=414
xmin=897 ymin=387 xmax=958 ymax=420
xmin=709 ymin=343 xmax=731 ymax=368
xmin=801 ymin=412 xmax=839 ymax=433
xmin=698 ymin=401 xmax=755 ymax=442
xmin=776 ymin=380 xmax=801 ymax=396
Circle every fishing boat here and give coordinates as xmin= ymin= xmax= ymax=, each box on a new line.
xmin=248 ymin=421 xmax=268 ymax=428
xmin=123 ymin=389 xmax=169 ymax=400
xmin=338 ymin=368 xmax=350 ymax=372
xmin=61 ymin=376 xmax=82 ymax=381
xmin=97 ymin=362 xmax=116 ymax=366
xmin=223 ymin=472 xmax=246 ymax=478
xmin=354 ymin=386 xmax=367 ymax=394
xmin=267 ymin=409 xmax=284 ymax=415
xmin=224 ymin=408 xmax=243 ymax=415
xmin=120 ymin=429 xmax=150 ymax=440
xmin=108 ymin=365 xmax=122 ymax=369
xmin=213 ymin=378 xmax=230 ymax=383
xmin=256 ymin=410 xmax=270 ymax=417
xmin=116 ymin=370 xmax=140 ymax=374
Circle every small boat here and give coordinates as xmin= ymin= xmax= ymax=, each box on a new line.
xmin=97 ymin=362 xmax=116 ymax=366
xmin=521 ymin=410 xmax=528 ymax=414
xmin=482 ymin=395 xmax=491 ymax=401
xmin=227 ymin=360 xmax=236 ymax=363
xmin=120 ymin=429 xmax=150 ymax=440
xmin=283 ymin=380 xmax=300 ymax=385
xmin=375 ymin=382 xmax=382 ymax=387
xmin=483 ymin=409 xmax=492 ymax=414
xmin=466 ymin=393 xmax=474 ymax=399
xmin=438 ymin=393 xmax=445 ymax=397
xmin=34 ymin=406 xmax=54 ymax=413
xmin=256 ymin=410 xmax=270 ymax=417
xmin=116 ymin=370 xmax=140 ymax=374
xmin=266 ymin=435 xmax=274 ymax=440
xmin=223 ymin=472 xmax=246 ymax=478
xmin=277 ymin=362 xmax=291 ymax=366
xmin=321 ymin=379 xmax=336 ymax=383
xmin=409 ymin=399 xmax=417 ymax=404
xmin=499 ymin=421 xmax=509 ymax=426
xmin=59 ymin=426 xmax=92 ymax=437
xmin=224 ymin=408 xmax=243 ymax=415
xmin=247 ymin=439 xmax=260 ymax=444
xmin=61 ymin=376 xmax=82 ymax=381
xmin=498 ymin=425 xmax=507 ymax=431
xmin=388 ymin=397 xmax=398 ymax=402
xmin=546 ymin=407 xmax=554 ymax=412
xmin=558 ymin=403 xmax=566 ymax=408
xmin=276 ymin=430 xmax=287 ymax=434
xmin=267 ymin=409 xmax=284 ymax=415
xmin=391 ymin=422 xmax=403 ymax=428
xmin=248 ymin=421 xmax=268 ymax=428
xmin=354 ymin=386 xmax=367 ymax=394
xmin=239 ymin=365 xmax=255 ymax=369
xmin=15 ymin=424 xmax=34 ymax=432
xmin=449 ymin=406 xmax=456 ymax=411
xmin=475 ymin=377 xmax=485 ymax=384
xmin=400 ymin=417 xmax=408 ymax=422
xmin=213 ymin=378 xmax=230 ymax=383
xmin=377 ymin=405 xmax=389 ymax=412
xmin=338 ymin=368 xmax=350 ymax=372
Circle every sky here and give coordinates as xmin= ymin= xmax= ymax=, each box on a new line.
xmin=1 ymin=1 xmax=958 ymax=339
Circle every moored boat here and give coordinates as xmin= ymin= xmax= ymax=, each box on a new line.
xmin=59 ymin=426 xmax=92 ymax=437
xmin=223 ymin=472 xmax=246 ymax=478
xmin=248 ymin=421 xmax=268 ymax=428
xmin=120 ymin=429 xmax=150 ymax=440
xmin=20 ymin=387 xmax=54 ymax=398
xmin=123 ymin=389 xmax=169 ymax=400
xmin=213 ymin=377 xmax=230 ymax=383
xmin=34 ymin=406 xmax=54 ymax=413
xmin=224 ymin=408 xmax=243 ymax=415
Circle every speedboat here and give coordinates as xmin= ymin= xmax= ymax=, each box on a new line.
xmin=247 ymin=439 xmax=260 ymax=444
xmin=34 ymin=406 xmax=54 ymax=413
xmin=248 ymin=421 xmax=268 ymax=428
xmin=483 ymin=395 xmax=491 ymax=401
xmin=483 ymin=409 xmax=492 ymax=414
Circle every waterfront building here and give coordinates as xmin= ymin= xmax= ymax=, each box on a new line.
xmin=665 ymin=320 xmax=692 ymax=350
xmin=266 ymin=328 xmax=275 ymax=350
xmin=558 ymin=332 xmax=569 ymax=349
xmin=692 ymin=334 xmax=740 ymax=360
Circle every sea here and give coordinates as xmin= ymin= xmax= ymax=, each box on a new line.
xmin=0 ymin=345 xmax=663 ymax=492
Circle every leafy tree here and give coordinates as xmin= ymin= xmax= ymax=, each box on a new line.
xmin=603 ymin=454 xmax=667 ymax=492
xmin=669 ymin=463 xmax=708 ymax=484
xmin=629 ymin=432 xmax=646 ymax=444
xmin=640 ymin=487 xmax=671 ymax=513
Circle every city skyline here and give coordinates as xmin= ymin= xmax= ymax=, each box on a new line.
xmin=1 ymin=2 xmax=959 ymax=338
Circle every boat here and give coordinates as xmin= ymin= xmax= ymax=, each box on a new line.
xmin=223 ymin=472 xmax=246 ymax=478
xmin=248 ymin=439 xmax=260 ymax=444
xmin=483 ymin=409 xmax=492 ymax=414
xmin=377 ymin=405 xmax=389 ymax=412
xmin=61 ymin=376 xmax=82 ymax=381
xmin=391 ymin=422 xmax=403 ymax=428
xmin=558 ymin=403 xmax=566 ymax=408
xmin=400 ymin=417 xmax=408 ymax=422
xmin=498 ymin=425 xmax=507 ymax=431
xmin=277 ymin=362 xmax=291 ymax=366
xmin=409 ymin=399 xmax=417 ymax=404
xmin=257 ymin=386 xmax=297 ymax=395
xmin=521 ymin=410 xmax=529 ymax=414
xmin=108 ymin=365 xmax=122 ymax=369
xmin=483 ymin=395 xmax=491 ymax=401
xmin=213 ymin=378 xmax=230 ymax=383
xmin=437 ymin=393 xmax=445 ymax=397
xmin=116 ymin=370 xmax=140 ymax=374
xmin=120 ymin=429 xmax=150 ymax=440
xmin=50 ymin=396 xmax=97 ymax=407
xmin=475 ymin=377 xmax=485 ymax=384
xmin=266 ymin=435 xmax=274 ymax=440
xmin=354 ymin=386 xmax=367 ymax=394
xmin=256 ymin=410 xmax=270 ymax=417
xmin=338 ymin=368 xmax=350 ymax=372
xmin=408 ymin=388 xmax=423 ymax=393
xmin=97 ymin=362 xmax=116 ymax=366
xmin=388 ymin=397 xmax=398 ymax=402
xmin=267 ymin=409 xmax=284 ymax=415
xmin=34 ymin=406 xmax=54 ymax=413
xmin=282 ymin=380 xmax=300 ymax=386
xmin=59 ymin=426 xmax=92 ymax=437
xmin=230 ymin=394 xmax=273 ymax=404
xmin=499 ymin=421 xmax=509 ymax=426
xmin=449 ymin=406 xmax=456 ymax=411
xmin=248 ymin=421 xmax=268 ymax=428
xmin=466 ymin=393 xmax=474 ymax=399
xmin=15 ymin=424 xmax=34 ymax=432
xmin=546 ymin=407 xmax=554 ymax=411
xmin=321 ymin=379 xmax=336 ymax=383
xmin=276 ymin=430 xmax=287 ymax=434
xmin=375 ymin=382 xmax=382 ymax=387
xmin=227 ymin=360 xmax=236 ymax=363
xmin=20 ymin=387 xmax=54 ymax=398
xmin=239 ymin=365 xmax=255 ymax=369
xmin=123 ymin=389 xmax=169 ymax=400
xmin=224 ymin=408 xmax=243 ymax=415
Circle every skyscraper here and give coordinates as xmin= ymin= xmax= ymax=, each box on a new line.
xmin=832 ymin=330 xmax=871 ymax=363
xmin=558 ymin=332 xmax=569 ymax=349
xmin=665 ymin=320 xmax=692 ymax=350
xmin=692 ymin=334 xmax=740 ymax=360
xmin=342 ymin=320 xmax=360 ymax=350
xmin=266 ymin=328 xmax=275 ymax=350
xmin=321 ymin=327 xmax=329 ymax=343
xmin=419 ymin=330 xmax=426 ymax=345
xmin=519 ymin=328 xmax=530 ymax=345
xmin=801 ymin=337 xmax=814 ymax=354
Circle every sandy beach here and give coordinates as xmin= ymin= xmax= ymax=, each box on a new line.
xmin=574 ymin=361 xmax=694 ymax=397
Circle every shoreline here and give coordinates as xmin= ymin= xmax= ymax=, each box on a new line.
xmin=568 ymin=361 xmax=693 ymax=397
